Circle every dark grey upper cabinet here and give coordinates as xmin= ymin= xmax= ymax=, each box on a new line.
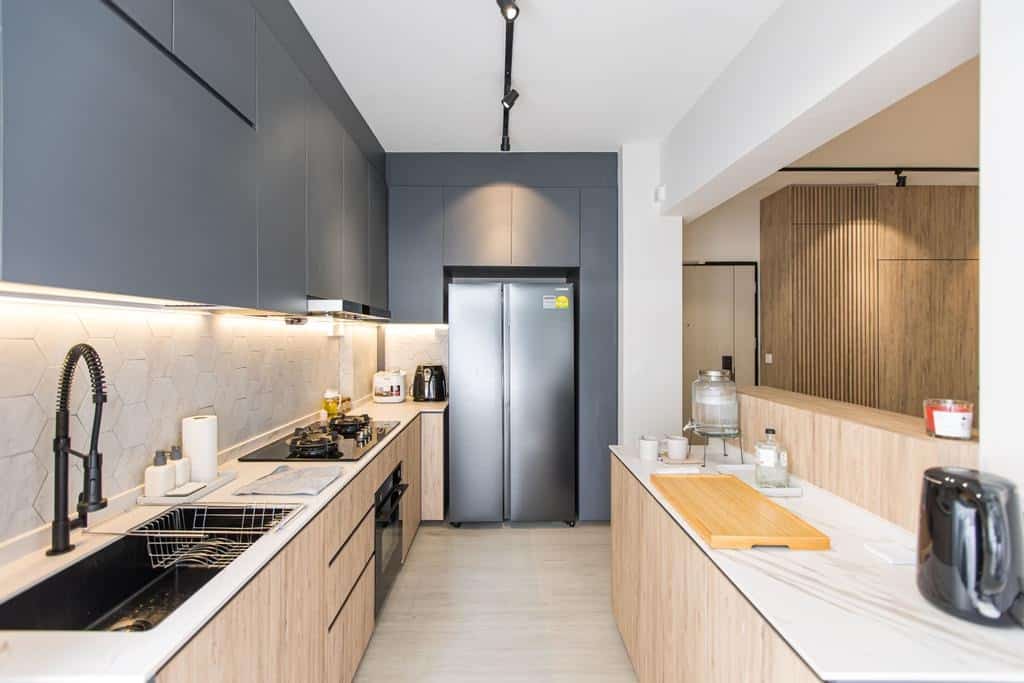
xmin=368 ymin=166 xmax=389 ymax=310
xmin=110 ymin=0 xmax=172 ymax=48
xmin=578 ymin=187 xmax=619 ymax=520
xmin=2 ymin=0 xmax=258 ymax=307
xmin=256 ymin=18 xmax=308 ymax=315
xmin=306 ymin=94 xmax=344 ymax=300
xmin=388 ymin=187 xmax=444 ymax=323
xmin=512 ymin=187 xmax=581 ymax=267
xmin=443 ymin=186 xmax=512 ymax=266
xmin=173 ymin=0 xmax=256 ymax=122
xmin=342 ymin=130 xmax=369 ymax=304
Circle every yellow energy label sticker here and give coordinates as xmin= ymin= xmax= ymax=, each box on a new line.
xmin=543 ymin=294 xmax=571 ymax=310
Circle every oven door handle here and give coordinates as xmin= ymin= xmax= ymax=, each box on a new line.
xmin=375 ymin=483 xmax=410 ymax=526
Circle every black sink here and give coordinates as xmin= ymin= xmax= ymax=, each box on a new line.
xmin=0 ymin=535 xmax=219 ymax=632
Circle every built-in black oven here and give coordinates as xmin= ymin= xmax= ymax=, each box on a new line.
xmin=374 ymin=464 xmax=407 ymax=613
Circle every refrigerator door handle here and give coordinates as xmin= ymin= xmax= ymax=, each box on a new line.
xmin=502 ymin=284 xmax=511 ymax=521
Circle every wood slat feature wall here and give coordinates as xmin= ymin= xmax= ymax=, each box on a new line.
xmin=878 ymin=186 xmax=979 ymax=260
xmin=759 ymin=184 xmax=978 ymax=419
xmin=878 ymin=260 xmax=980 ymax=418
xmin=738 ymin=386 xmax=978 ymax=532
xmin=760 ymin=187 xmax=794 ymax=390
xmin=790 ymin=186 xmax=878 ymax=407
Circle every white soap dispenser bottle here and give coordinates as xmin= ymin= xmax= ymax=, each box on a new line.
xmin=145 ymin=450 xmax=176 ymax=498
xmin=169 ymin=445 xmax=190 ymax=486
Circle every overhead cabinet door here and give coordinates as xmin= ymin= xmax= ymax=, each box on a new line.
xmin=306 ymin=94 xmax=345 ymax=300
xmin=512 ymin=188 xmax=580 ymax=266
xmin=110 ymin=0 xmax=172 ymax=48
xmin=2 ymin=0 xmax=258 ymax=307
xmin=256 ymin=18 xmax=309 ymax=314
xmin=443 ymin=186 xmax=512 ymax=266
xmin=388 ymin=187 xmax=444 ymax=323
xmin=172 ymin=0 xmax=257 ymax=122
xmin=368 ymin=166 xmax=389 ymax=310
xmin=342 ymin=131 xmax=370 ymax=304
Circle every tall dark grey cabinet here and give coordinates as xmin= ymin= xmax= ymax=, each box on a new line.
xmin=511 ymin=188 xmax=580 ymax=267
xmin=443 ymin=186 xmax=513 ymax=266
xmin=255 ymin=17 xmax=309 ymax=315
xmin=388 ymin=187 xmax=445 ymax=323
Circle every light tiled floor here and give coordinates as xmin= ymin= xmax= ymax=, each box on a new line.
xmin=356 ymin=522 xmax=637 ymax=682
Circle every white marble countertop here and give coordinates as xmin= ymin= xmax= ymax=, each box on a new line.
xmin=0 ymin=400 xmax=445 ymax=683
xmin=611 ymin=445 xmax=1024 ymax=682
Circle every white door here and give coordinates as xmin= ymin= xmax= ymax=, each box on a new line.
xmin=682 ymin=264 xmax=757 ymax=423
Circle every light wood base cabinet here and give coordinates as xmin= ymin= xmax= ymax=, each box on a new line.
xmin=611 ymin=456 xmax=820 ymax=683
xmin=420 ymin=411 xmax=445 ymax=521
xmin=158 ymin=415 xmax=427 ymax=682
xmin=327 ymin=559 xmax=375 ymax=683
xmin=402 ymin=416 xmax=422 ymax=560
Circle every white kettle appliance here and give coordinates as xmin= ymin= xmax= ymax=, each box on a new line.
xmin=373 ymin=369 xmax=407 ymax=403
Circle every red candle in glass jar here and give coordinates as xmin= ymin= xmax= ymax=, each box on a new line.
xmin=923 ymin=399 xmax=974 ymax=439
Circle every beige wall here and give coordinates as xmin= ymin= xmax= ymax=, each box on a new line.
xmin=684 ymin=58 xmax=979 ymax=263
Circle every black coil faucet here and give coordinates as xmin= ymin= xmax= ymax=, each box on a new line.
xmin=48 ymin=343 xmax=108 ymax=555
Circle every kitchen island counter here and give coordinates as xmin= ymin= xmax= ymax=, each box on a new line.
xmin=611 ymin=445 xmax=1024 ymax=682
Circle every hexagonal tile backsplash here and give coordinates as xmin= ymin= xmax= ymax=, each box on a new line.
xmin=0 ymin=299 xmax=341 ymax=544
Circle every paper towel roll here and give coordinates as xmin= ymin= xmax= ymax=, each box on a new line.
xmin=182 ymin=415 xmax=218 ymax=483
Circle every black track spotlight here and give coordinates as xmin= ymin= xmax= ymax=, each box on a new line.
xmin=501 ymin=89 xmax=519 ymax=110
xmin=497 ymin=0 xmax=519 ymax=22
xmin=895 ymin=169 xmax=908 ymax=187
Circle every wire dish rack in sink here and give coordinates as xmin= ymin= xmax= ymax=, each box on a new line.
xmin=125 ymin=503 xmax=303 ymax=569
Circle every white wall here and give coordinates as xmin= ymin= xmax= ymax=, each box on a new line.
xmin=979 ymin=0 xmax=1024 ymax=489
xmin=618 ymin=143 xmax=683 ymax=446
xmin=660 ymin=0 xmax=979 ymax=221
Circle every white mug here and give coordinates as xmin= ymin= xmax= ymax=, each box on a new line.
xmin=638 ymin=435 xmax=659 ymax=461
xmin=662 ymin=435 xmax=689 ymax=462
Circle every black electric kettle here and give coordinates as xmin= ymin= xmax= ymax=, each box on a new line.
xmin=917 ymin=467 xmax=1024 ymax=626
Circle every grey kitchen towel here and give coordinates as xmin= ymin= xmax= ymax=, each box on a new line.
xmin=234 ymin=465 xmax=342 ymax=496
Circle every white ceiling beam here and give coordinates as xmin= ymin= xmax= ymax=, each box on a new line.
xmin=659 ymin=0 xmax=979 ymax=221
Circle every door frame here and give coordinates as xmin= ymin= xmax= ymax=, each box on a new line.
xmin=682 ymin=261 xmax=760 ymax=386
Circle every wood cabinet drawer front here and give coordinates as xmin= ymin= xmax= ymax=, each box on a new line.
xmin=324 ymin=471 xmax=374 ymax=560
xmin=326 ymin=508 xmax=374 ymax=623
xmin=327 ymin=559 xmax=375 ymax=683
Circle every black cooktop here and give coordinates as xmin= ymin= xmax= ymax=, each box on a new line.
xmin=239 ymin=417 xmax=400 ymax=462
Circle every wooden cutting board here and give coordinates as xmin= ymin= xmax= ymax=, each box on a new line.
xmin=650 ymin=474 xmax=830 ymax=550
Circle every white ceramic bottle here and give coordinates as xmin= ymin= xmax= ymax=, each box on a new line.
xmin=145 ymin=450 xmax=177 ymax=497
xmin=169 ymin=445 xmax=190 ymax=486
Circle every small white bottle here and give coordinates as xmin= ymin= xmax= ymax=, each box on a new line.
xmin=754 ymin=428 xmax=789 ymax=488
xmin=145 ymin=450 xmax=176 ymax=498
xmin=169 ymin=445 xmax=190 ymax=486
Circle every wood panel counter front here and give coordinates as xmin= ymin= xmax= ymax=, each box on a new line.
xmin=737 ymin=386 xmax=977 ymax=531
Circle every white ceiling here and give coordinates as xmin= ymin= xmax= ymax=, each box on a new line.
xmin=288 ymin=0 xmax=784 ymax=152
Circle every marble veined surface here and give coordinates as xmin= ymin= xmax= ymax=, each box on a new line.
xmin=612 ymin=445 xmax=1024 ymax=682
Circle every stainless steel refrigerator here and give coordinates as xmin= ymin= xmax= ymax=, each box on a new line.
xmin=448 ymin=282 xmax=576 ymax=523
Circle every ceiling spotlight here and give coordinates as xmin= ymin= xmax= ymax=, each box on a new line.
xmin=497 ymin=0 xmax=519 ymax=22
xmin=895 ymin=169 xmax=907 ymax=187
xmin=501 ymin=89 xmax=519 ymax=110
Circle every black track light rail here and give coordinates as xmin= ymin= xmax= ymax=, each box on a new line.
xmin=497 ymin=0 xmax=519 ymax=151
xmin=779 ymin=165 xmax=979 ymax=173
